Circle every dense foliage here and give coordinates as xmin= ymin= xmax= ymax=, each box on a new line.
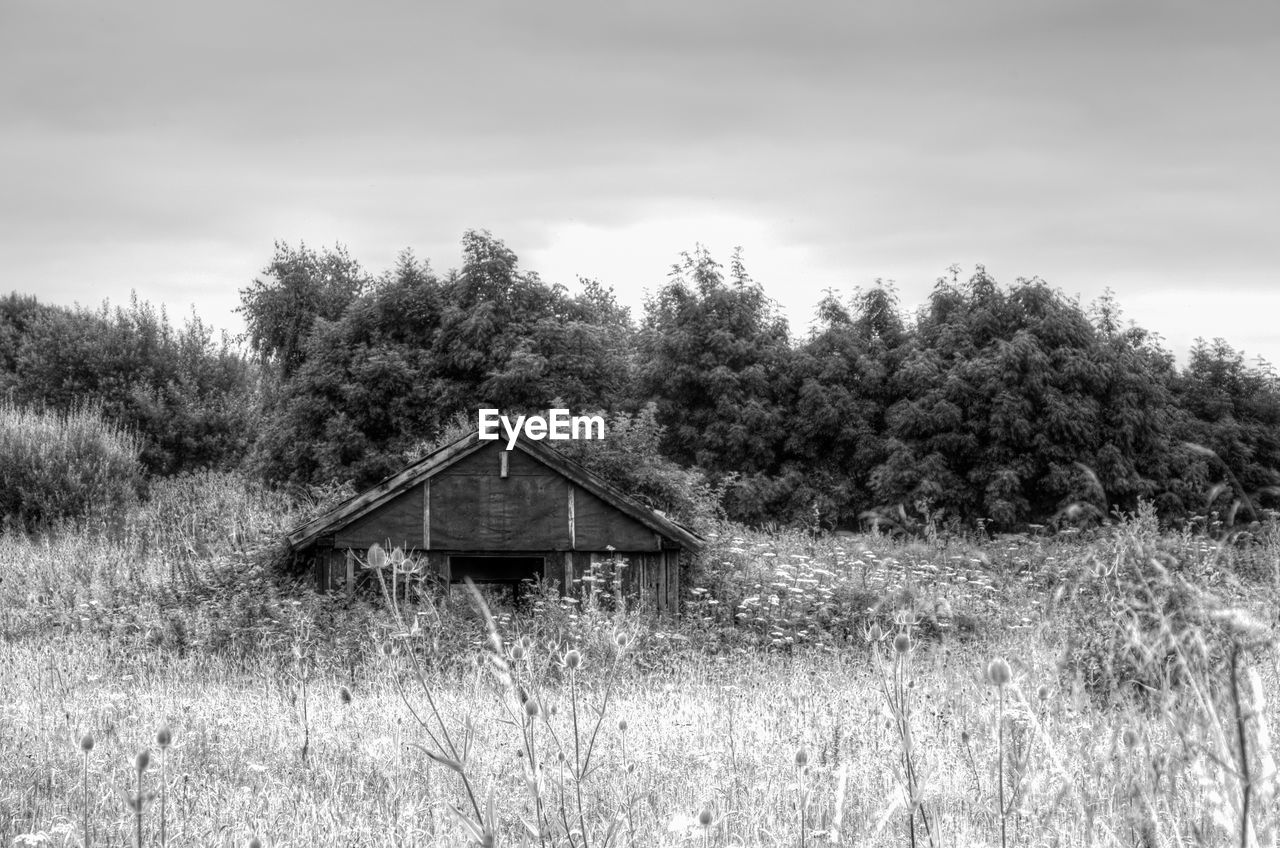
xmin=0 ymin=401 xmax=143 ymax=530
xmin=0 ymin=293 xmax=257 ymax=476
xmin=245 ymin=235 xmax=633 ymax=488
xmin=4 ymin=233 xmax=1279 ymax=531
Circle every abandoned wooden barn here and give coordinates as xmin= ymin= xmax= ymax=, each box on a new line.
xmin=286 ymin=430 xmax=704 ymax=614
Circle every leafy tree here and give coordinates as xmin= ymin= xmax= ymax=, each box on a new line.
xmin=249 ymin=250 xmax=445 ymax=486
xmin=870 ymin=269 xmax=1179 ymax=529
xmin=1171 ymin=339 xmax=1280 ymax=519
xmin=639 ymin=248 xmax=792 ymax=468
xmin=248 ymin=233 xmax=637 ymax=488
xmin=782 ymin=283 xmax=908 ymax=527
xmin=237 ymin=242 xmax=368 ymax=378
xmin=1085 ymin=291 xmax=1183 ymax=518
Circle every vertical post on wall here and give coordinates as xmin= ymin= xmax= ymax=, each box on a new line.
xmin=667 ymin=549 xmax=680 ymax=615
xmin=563 ymin=551 xmax=573 ymax=597
xmin=422 ymin=479 xmax=431 ymax=550
xmin=500 ymin=450 xmax=509 ymax=478
xmin=656 ymin=549 xmax=667 ymax=614
xmin=567 ymin=485 xmax=576 ymax=549
xmin=345 ymin=549 xmax=355 ymax=599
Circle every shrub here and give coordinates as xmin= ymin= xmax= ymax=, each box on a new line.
xmin=1058 ymin=504 xmax=1243 ymax=702
xmin=0 ymin=401 xmax=143 ymax=530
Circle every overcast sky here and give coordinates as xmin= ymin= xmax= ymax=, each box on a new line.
xmin=3 ymin=0 xmax=1278 ymax=367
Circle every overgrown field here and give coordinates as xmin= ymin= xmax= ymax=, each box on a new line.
xmin=2 ymin=474 xmax=1279 ymax=847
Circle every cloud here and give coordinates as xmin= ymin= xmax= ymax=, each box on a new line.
xmin=0 ymin=0 xmax=1276 ymax=365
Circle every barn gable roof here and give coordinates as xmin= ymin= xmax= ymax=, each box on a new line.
xmin=285 ymin=430 xmax=705 ymax=552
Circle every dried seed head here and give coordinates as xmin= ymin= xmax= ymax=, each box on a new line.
xmin=156 ymin=726 xmax=172 ymax=749
xmin=248 ymin=838 xmax=262 ymax=848
xmin=987 ymin=657 xmax=1012 ymax=686
xmin=524 ymin=698 xmax=541 ymax=718
xmin=893 ymin=633 xmax=911 ymax=654
xmin=80 ymin=733 xmax=94 ymax=753
xmin=615 ymin=632 xmax=628 ymax=648
xmin=794 ymin=748 xmax=809 ymax=768
xmin=866 ymin=623 xmax=883 ymax=643
xmin=339 ymin=686 xmax=352 ymax=704
xmin=1122 ymin=727 xmax=1138 ymax=749
xmin=697 ymin=807 xmax=713 ymax=827
xmin=135 ymin=749 xmax=151 ymax=773
xmin=520 ymin=635 xmax=533 ymax=650
xmin=565 ymin=649 xmax=582 ymax=670
xmin=511 ymin=644 xmax=525 ymax=661
xmin=617 ymin=719 xmax=628 ymax=732
xmin=960 ymin=729 xmax=971 ymax=746
xmin=1036 ymin=684 xmax=1051 ymax=702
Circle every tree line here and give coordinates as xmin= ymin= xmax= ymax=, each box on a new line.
xmin=3 ymin=230 xmax=1277 ymax=532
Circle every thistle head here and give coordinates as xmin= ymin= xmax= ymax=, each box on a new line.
xmin=794 ymin=747 xmax=809 ymax=768
xmin=248 ymin=838 xmax=262 ymax=848
xmin=79 ymin=733 xmax=94 ymax=753
xmin=339 ymin=686 xmax=352 ymax=705
xmin=893 ymin=632 xmax=911 ymax=654
xmin=564 ymin=649 xmax=582 ymax=670
xmin=617 ymin=719 xmax=628 ymax=732
xmin=365 ymin=545 xmax=388 ymax=571
xmin=987 ymin=657 xmax=1012 ymax=687
xmin=155 ymin=725 xmax=172 ymax=749
xmin=135 ymin=749 xmax=151 ymax=774
xmin=697 ymin=807 xmax=713 ymax=827
xmin=524 ymin=698 xmax=541 ymax=718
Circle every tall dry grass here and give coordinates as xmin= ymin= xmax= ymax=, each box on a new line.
xmin=2 ymin=478 xmax=1279 ymax=846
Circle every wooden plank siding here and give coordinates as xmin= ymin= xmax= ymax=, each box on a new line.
xmin=291 ymin=430 xmax=702 ymax=615
xmin=335 ymin=484 xmax=424 ymax=549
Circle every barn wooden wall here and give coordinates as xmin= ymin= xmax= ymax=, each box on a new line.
xmin=311 ymin=546 xmax=684 ymax=613
xmin=305 ymin=442 xmax=692 ymax=614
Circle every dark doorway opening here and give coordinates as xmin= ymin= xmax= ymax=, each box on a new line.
xmin=449 ymin=555 xmax=544 ymax=584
